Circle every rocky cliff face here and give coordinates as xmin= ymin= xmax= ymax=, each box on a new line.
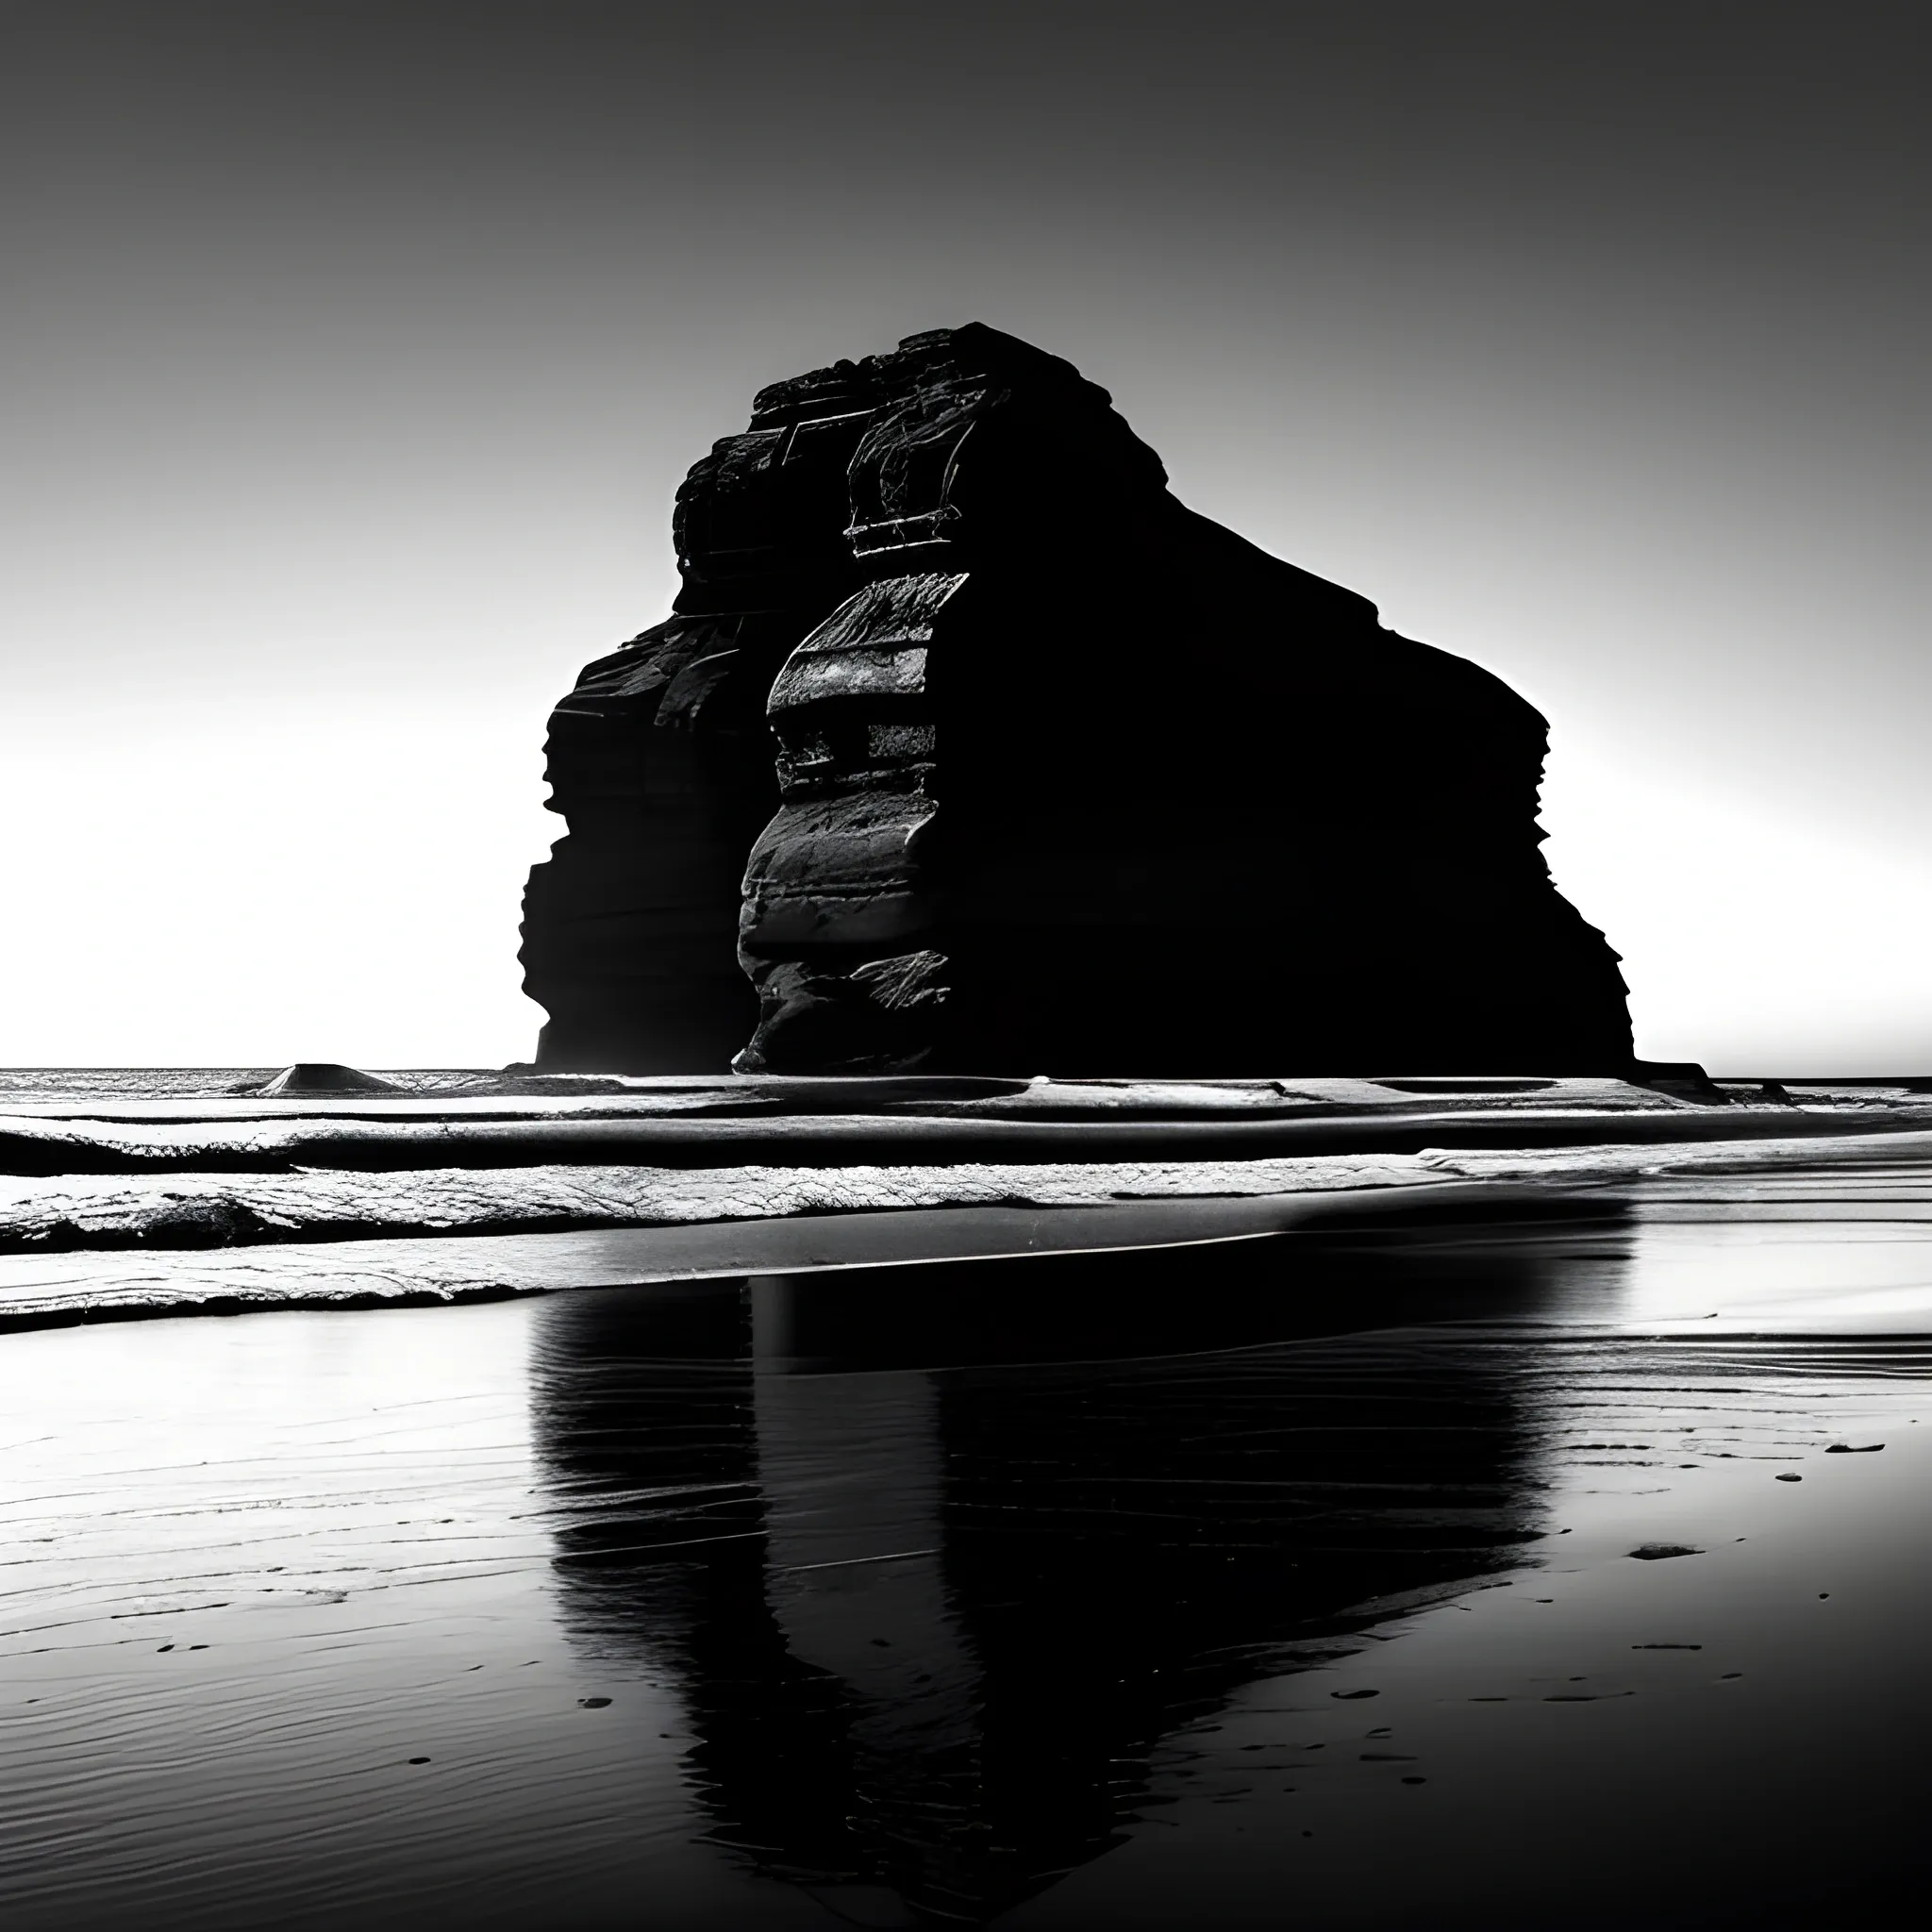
xmin=518 ymin=359 xmax=880 ymax=1069
xmin=522 ymin=324 xmax=1634 ymax=1076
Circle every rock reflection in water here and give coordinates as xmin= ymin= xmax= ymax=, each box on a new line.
xmin=531 ymin=1214 xmax=1627 ymax=1921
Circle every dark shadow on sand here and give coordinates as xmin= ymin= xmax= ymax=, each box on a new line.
xmin=530 ymin=1206 xmax=1630 ymax=1922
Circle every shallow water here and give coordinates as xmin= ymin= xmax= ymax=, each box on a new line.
xmin=6 ymin=1162 xmax=1932 ymax=1927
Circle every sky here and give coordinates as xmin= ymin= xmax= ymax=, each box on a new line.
xmin=1 ymin=0 xmax=1925 ymax=1073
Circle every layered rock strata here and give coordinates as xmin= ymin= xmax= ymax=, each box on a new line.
xmin=523 ymin=324 xmax=1635 ymax=1076
xmin=519 ymin=359 xmax=883 ymax=1069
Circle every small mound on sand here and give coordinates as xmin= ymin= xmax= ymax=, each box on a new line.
xmin=243 ymin=1064 xmax=403 ymax=1096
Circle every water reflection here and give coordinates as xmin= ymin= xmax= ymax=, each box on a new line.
xmin=531 ymin=1208 xmax=1631 ymax=1922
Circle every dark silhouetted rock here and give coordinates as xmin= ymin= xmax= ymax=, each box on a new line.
xmin=520 ymin=358 xmax=889 ymax=1071
xmin=522 ymin=324 xmax=1635 ymax=1076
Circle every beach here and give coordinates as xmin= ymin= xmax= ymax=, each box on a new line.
xmin=5 ymin=1149 xmax=1932 ymax=1925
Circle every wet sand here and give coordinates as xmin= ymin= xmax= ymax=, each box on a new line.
xmin=5 ymin=1158 xmax=1932 ymax=1926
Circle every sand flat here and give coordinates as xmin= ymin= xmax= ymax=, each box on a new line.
xmin=5 ymin=1157 xmax=1932 ymax=1925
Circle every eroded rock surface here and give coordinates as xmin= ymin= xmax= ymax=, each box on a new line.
xmin=518 ymin=358 xmax=886 ymax=1069
xmin=522 ymin=324 xmax=1635 ymax=1075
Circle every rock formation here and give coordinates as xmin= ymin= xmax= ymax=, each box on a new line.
xmin=239 ymin=1063 xmax=402 ymax=1097
xmin=519 ymin=358 xmax=882 ymax=1069
xmin=522 ymin=324 xmax=1634 ymax=1076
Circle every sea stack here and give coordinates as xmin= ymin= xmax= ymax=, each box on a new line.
xmin=521 ymin=324 xmax=1634 ymax=1076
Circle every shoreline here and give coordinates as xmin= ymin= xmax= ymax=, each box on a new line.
xmin=4 ymin=1072 xmax=1930 ymax=1328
